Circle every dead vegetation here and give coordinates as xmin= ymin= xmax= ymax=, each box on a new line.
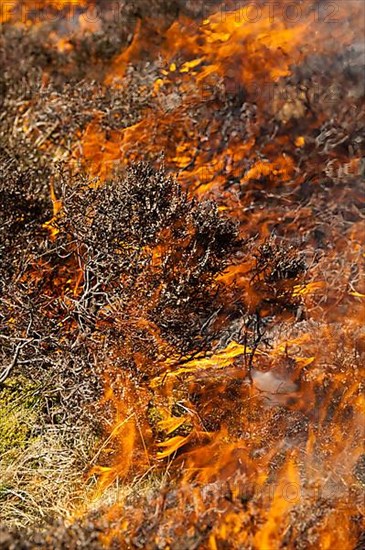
xmin=0 ymin=0 xmax=364 ymax=548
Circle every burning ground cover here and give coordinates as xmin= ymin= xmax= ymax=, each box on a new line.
xmin=0 ymin=0 xmax=364 ymax=548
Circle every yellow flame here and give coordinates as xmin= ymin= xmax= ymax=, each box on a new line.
xmin=157 ymin=434 xmax=191 ymax=459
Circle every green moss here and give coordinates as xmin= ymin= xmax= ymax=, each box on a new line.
xmin=0 ymin=376 xmax=40 ymax=455
xmin=147 ymin=401 xmax=164 ymax=436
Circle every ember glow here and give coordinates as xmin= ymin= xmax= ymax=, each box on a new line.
xmin=1 ymin=0 xmax=364 ymax=548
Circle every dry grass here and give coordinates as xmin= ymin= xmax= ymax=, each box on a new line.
xmin=0 ymin=420 xmax=98 ymax=530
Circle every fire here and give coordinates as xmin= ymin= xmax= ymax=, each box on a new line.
xmin=42 ymin=177 xmax=62 ymax=238
xmin=1 ymin=0 xmax=364 ymax=547
xmin=254 ymin=455 xmax=301 ymax=550
xmin=76 ymin=0 xmax=364 ymax=196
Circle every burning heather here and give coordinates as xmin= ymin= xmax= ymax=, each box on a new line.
xmin=0 ymin=0 xmax=364 ymax=548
